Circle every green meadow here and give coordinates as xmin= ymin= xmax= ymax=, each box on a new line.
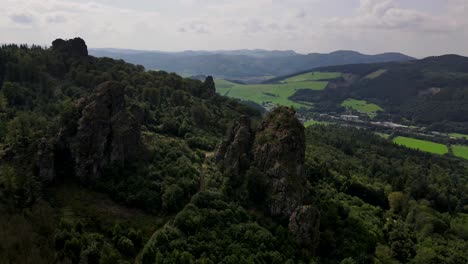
xmin=364 ymin=69 xmax=387 ymax=79
xmin=393 ymin=136 xmax=448 ymax=155
xmin=304 ymin=120 xmax=331 ymax=127
xmin=452 ymin=145 xmax=468 ymax=160
xmin=375 ymin=132 xmax=390 ymax=139
xmin=281 ymin=72 xmax=341 ymax=83
xmin=215 ymin=78 xmax=328 ymax=108
xmin=341 ymin=98 xmax=383 ymax=115
xmin=450 ymin=133 xmax=468 ymax=139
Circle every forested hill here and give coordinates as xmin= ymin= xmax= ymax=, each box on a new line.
xmin=89 ymin=48 xmax=413 ymax=80
xmin=282 ymin=54 xmax=468 ymax=130
xmin=1 ymin=38 xmax=467 ymax=264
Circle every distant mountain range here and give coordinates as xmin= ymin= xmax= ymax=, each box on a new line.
xmin=89 ymin=48 xmax=414 ymax=81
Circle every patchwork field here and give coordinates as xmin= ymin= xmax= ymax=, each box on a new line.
xmin=393 ymin=136 xmax=448 ymax=155
xmin=215 ymin=78 xmax=328 ymax=108
xmin=452 ymin=145 xmax=468 ymax=160
xmin=375 ymin=132 xmax=390 ymax=139
xmin=364 ymin=69 xmax=387 ymax=79
xmin=304 ymin=120 xmax=331 ymax=127
xmin=341 ymin=98 xmax=384 ymax=115
xmin=450 ymin=133 xmax=468 ymax=139
xmin=281 ymin=72 xmax=341 ymax=83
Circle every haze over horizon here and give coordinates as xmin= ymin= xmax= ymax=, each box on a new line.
xmin=2 ymin=0 xmax=467 ymax=58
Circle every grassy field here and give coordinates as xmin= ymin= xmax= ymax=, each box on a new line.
xmin=393 ymin=136 xmax=448 ymax=155
xmin=341 ymin=98 xmax=384 ymax=114
xmin=364 ymin=69 xmax=387 ymax=79
xmin=452 ymin=145 xmax=468 ymax=160
xmin=304 ymin=120 xmax=331 ymax=127
xmin=215 ymin=79 xmax=328 ymax=108
xmin=375 ymin=132 xmax=390 ymax=139
xmin=281 ymin=72 xmax=341 ymax=83
xmin=450 ymin=133 xmax=468 ymax=139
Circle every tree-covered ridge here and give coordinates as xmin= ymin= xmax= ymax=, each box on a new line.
xmin=0 ymin=38 xmax=259 ymax=263
xmin=305 ymin=125 xmax=468 ymax=263
xmin=285 ymin=55 xmax=468 ymax=131
xmin=137 ymin=124 xmax=468 ymax=264
xmin=1 ymin=38 xmax=467 ymax=264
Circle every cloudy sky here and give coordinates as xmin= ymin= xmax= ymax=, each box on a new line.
xmin=1 ymin=0 xmax=467 ymax=57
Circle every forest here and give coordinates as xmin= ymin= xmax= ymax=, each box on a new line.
xmin=0 ymin=38 xmax=467 ymax=264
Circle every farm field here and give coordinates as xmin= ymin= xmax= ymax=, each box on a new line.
xmin=375 ymin=132 xmax=390 ymax=139
xmin=450 ymin=133 xmax=468 ymax=139
xmin=364 ymin=69 xmax=387 ymax=79
xmin=281 ymin=71 xmax=341 ymax=83
xmin=393 ymin=136 xmax=448 ymax=155
xmin=215 ymin=78 xmax=328 ymax=108
xmin=341 ymin=98 xmax=383 ymax=115
xmin=304 ymin=120 xmax=331 ymax=127
xmin=452 ymin=145 xmax=468 ymax=160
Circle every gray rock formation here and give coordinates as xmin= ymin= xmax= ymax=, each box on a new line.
xmin=216 ymin=106 xmax=318 ymax=252
xmin=216 ymin=115 xmax=253 ymax=178
xmin=252 ymin=106 xmax=307 ymax=218
xmin=216 ymin=106 xmax=307 ymax=219
xmin=289 ymin=205 xmax=320 ymax=254
xmin=203 ymin=76 xmax=216 ymax=97
xmin=52 ymin=37 xmax=88 ymax=57
xmin=35 ymin=81 xmax=142 ymax=183
xmin=36 ymin=138 xmax=56 ymax=182
xmin=73 ymin=81 xmax=142 ymax=182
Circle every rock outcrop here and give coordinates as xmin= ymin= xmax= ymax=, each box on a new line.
xmin=252 ymin=107 xmax=307 ymax=218
xmin=73 ymin=81 xmax=142 ymax=182
xmin=203 ymin=76 xmax=216 ymax=97
xmin=52 ymin=37 xmax=88 ymax=57
xmin=216 ymin=106 xmax=318 ymax=253
xmin=288 ymin=205 xmax=320 ymax=254
xmin=36 ymin=81 xmax=142 ymax=183
xmin=36 ymin=138 xmax=56 ymax=182
xmin=216 ymin=115 xmax=253 ymax=178
xmin=216 ymin=106 xmax=306 ymax=218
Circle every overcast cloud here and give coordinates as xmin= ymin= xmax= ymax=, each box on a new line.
xmin=1 ymin=0 xmax=467 ymax=57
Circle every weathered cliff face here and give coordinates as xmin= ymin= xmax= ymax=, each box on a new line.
xmin=252 ymin=106 xmax=307 ymax=218
xmin=216 ymin=106 xmax=319 ymax=253
xmin=216 ymin=106 xmax=306 ymax=218
xmin=52 ymin=37 xmax=88 ymax=57
xmin=36 ymin=138 xmax=56 ymax=182
xmin=288 ymin=205 xmax=320 ymax=254
xmin=73 ymin=81 xmax=142 ymax=182
xmin=203 ymin=76 xmax=216 ymax=97
xmin=36 ymin=81 xmax=142 ymax=183
xmin=216 ymin=115 xmax=253 ymax=178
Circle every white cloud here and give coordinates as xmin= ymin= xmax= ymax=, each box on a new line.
xmin=0 ymin=0 xmax=467 ymax=57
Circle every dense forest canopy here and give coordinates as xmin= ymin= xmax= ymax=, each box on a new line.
xmin=0 ymin=38 xmax=467 ymax=264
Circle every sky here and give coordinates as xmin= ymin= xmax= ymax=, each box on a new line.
xmin=1 ymin=0 xmax=467 ymax=57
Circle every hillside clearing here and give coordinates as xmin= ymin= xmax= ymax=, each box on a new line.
xmin=393 ymin=136 xmax=448 ymax=155
xmin=450 ymin=133 xmax=468 ymax=139
xmin=281 ymin=71 xmax=342 ymax=83
xmin=364 ymin=69 xmax=387 ymax=79
xmin=304 ymin=120 xmax=331 ymax=127
xmin=375 ymin=132 xmax=390 ymax=139
xmin=341 ymin=98 xmax=384 ymax=115
xmin=215 ymin=79 xmax=327 ymax=108
xmin=452 ymin=145 xmax=468 ymax=160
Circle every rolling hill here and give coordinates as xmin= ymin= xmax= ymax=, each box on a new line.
xmin=271 ymin=55 xmax=468 ymax=131
xmin=2 ymin=38 xmax=468 ymax=264
xmin=89 ymin=48 xmax=414 ymax=81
